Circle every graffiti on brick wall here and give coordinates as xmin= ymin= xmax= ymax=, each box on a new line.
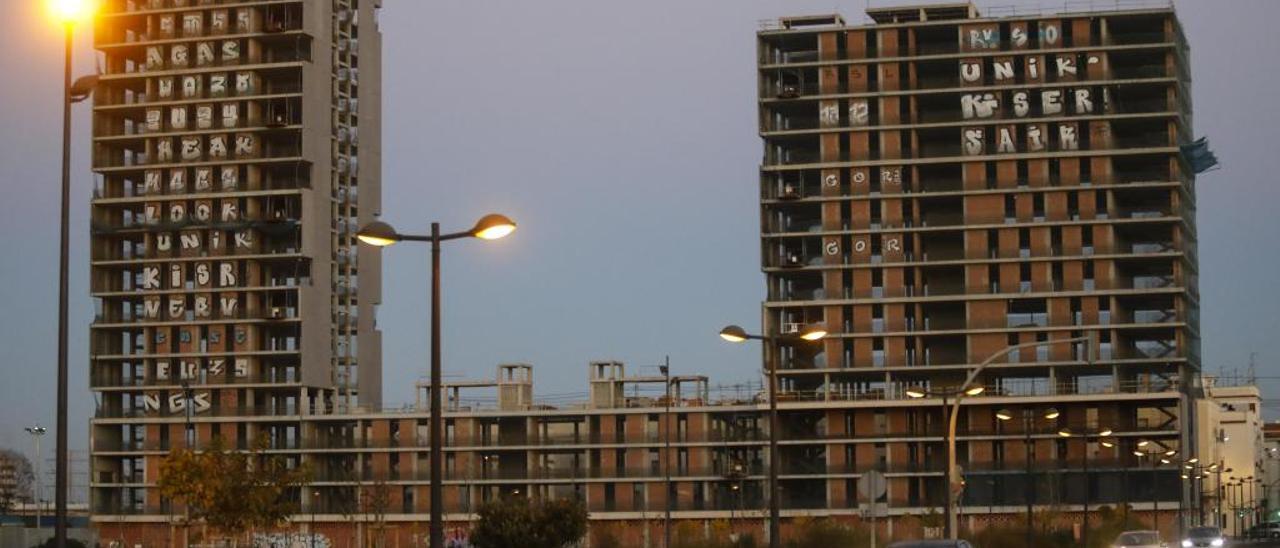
xmin=251 ymin=532 xmax=332 ymax=548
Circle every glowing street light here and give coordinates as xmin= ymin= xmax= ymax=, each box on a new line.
xmin=48 ymin=1 xmax=99 ymax=545
xmin=716 ymin=323 xmax=825 ymax=548
xmin=48 ymin=0 xmax=96 ymax=25
xmin=355 ymin=214 xmax=516 ymax=548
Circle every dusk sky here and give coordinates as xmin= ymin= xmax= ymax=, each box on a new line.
xmin=0 ymin=0 xmax=1277 ymax=491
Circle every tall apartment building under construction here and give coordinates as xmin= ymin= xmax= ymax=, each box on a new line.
xmin=756 ymin=0 xmax=1198 ymax=531
xmin=87 ymin=0 xmax=383 ymax=530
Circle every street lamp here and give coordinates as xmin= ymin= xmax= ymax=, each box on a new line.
xmin=994 ymin=408 xmax=1059 ymax=546
xmin=1056 ymin=426 xmax=1114 ymax=547
xmin=1135 ymin=443 xmax=1175 ymax=535
xmin=905 ymin=385 xmax=983 ymax=539
xmin=717 ymin=323 xmax=826 ymax=547
xmin=660 ymin=359 xmax=673 ymax=548
xmin=1182 ymin=460 xmax=1213 ymax=527
xmin=48 ymin=1 xmax=99 ymax=546
xmin=920 ymin=332 xmax=1096 ymax=539
xmin=356 ymin=214 xmax=516 ymax=548
xmin=24 ymin=426 xmax=47 ymax=532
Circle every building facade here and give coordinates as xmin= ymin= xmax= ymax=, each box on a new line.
xmin=88 ymin=0 xmax=383 ymax=535
xmin=1195 ymin=382 xmax=1265 ymax=536
xmin=86 ymin=1 xmax=1208 ymax=546
xmin=755 ymin=0 xmax=1197 ymax=536
xmin=0 ymin=453 xmax=19 ymax=511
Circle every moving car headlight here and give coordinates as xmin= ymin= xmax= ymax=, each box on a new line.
xmin=1211 ymin=539 xmax=1225 ymax=547
xmin=1182 ymin=540 xmax=1192 ymax=547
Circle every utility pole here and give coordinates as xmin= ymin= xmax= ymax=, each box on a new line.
xmin=25 ymin=427 xmax=47 ymax=532
xmin=662 ymin=357 xmax=672 ymax=548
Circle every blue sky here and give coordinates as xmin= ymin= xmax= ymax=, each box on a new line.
xmin=0 ymin=0 xmax=1277 ymax=494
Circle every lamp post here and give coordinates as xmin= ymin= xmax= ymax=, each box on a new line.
xmin=1134 ymin=443 xmax=1175 ymax=535
xmin=909 ymin=332 xmax=1096 ymax=540
xmin=1249 ymin=477 xmax=1260 ymax=532
xmin=994 ymin=407 xmax=1059 ymax=546
xmin=1226 ymin=479 xmax=1240 ymax=538
xmin=47 ymin=1 xmax=100 ymax=546
xmin=24 ymin=426 xmax=47 ymax=532
xmin=1180 ymin=459 xmax=1208 ymax=526
xmin=906 ymin=385 xmax=985 ymax=539
xmin=357 ymin=215 xmax=516 ymax=548
xmin=310 ymin=488 xmax=320 ymax=548
xmin=1210 ymin=463 xmax=1230 ymax=531
xmin=1056 ymin=425 xmax=1114 ymax=548
xmin=724 ymin=462 xmax=747 ymax=524
xmin=1241 ymin=475 xmax=1256 ymax=534
xmin=718 ymin=323 xmax=827 ymax=548
xmin=660 ymin=359 xmax=673 ymax=548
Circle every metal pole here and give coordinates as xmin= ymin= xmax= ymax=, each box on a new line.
xmin=56 ymin=21 xmax=73 ymax=548
xmin=1177 ymin=476 xmax=1183 ymax=540
xmin=1216 ymin=468 xmax=1223 ymax=529
xmin=1024 ymin=414 xmax=1033 ymax=546
xmin=944 ymin=393 xmax=954 ymax=539
xmin=34 ymin=431 xmax=43 ymax=532
xmin=182 ymin=383 xmax=193 ymax=548
xmin=663 ymin=357 xmax=672 ymax=548
xmin=1082 ymin=436 xmax=1090 ymax=548
xmin=1232 ymin=484 xmax=1239 ymax=538
xmin=429 ymin=222 xmax=443 ymax=548
xmin=1149 ymin=456 xmax=1160 ymax=530
xmin=1249 ymin=480 xmax=1256 ymax=531
xmin=766 ymin=338 xmax=780 ymax=548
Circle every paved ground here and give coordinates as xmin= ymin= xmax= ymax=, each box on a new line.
xmin=1228 ymin=540 xmax=1280 ymax=547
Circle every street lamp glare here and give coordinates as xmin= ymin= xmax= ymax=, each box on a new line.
xmin=1098 ymin=428 xmax=1113 ymax=437
xmin=355 ymin=221 xmax=400 ymax=247
xmin=1137 ymin=440 xmax=1150 ymax=447
xmin=798 ymin=324 xmax=828 ymax=341
xmin=905 ymin=388 xmax=926 ymax=399
xmin=1160 ymin=458 xmax=1171 ymax=464
xmin=1134 ymin=450 xmax=1145 ymax=457
xmin=1188 ymin=457 xmax=1199 ymax=464
xmin=1101 ymin=440 xmax=1115 ymax=448
xmin=49 ymin=0 xmax=95 ymax=24
xmin=471 ymin=214 xmax=516 ymax=240
xmin=1165 ymin=449 xmax=1177 ymax=457
xmin=718 ymin=325 xmax=749 ymax=343
xmin=964 ymin=386 xmax=985 ymax=397
xmin=995 ymin=409 xmax=1014 ymax=421
xmin=1043 ymin=408 xmax=1060 ymax=420
xmin=1057 ymin=428 xmax=1072 ymax=438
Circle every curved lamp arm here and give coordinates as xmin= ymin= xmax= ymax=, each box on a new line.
xmin=950 ymin=333 xmax=1095 ymax=423
xmin=944 ymin=331 xmax=1096 ymax=539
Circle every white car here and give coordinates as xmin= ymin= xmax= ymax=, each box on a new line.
xmin=1114 ymin=530 xmax=1167 ymax=548
xmin=1181 ymin=526 xmax=1225 ymax=547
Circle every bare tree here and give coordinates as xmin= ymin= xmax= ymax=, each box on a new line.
xmin=361 ymin=480 xmax=393 ymax=548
